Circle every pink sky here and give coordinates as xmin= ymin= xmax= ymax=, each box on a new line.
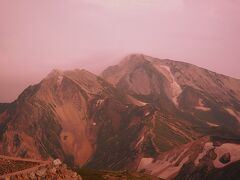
xmin=0 ymin=0 xmax=240 ymax=102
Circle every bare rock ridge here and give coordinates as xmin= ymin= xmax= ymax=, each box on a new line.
xmin=0 ymin=156 xmax=81 ymax=179
xmin=0 ymin=67 xmax=155 ymax=170
xmin=102 ymin=54 xmax=240 ymax=111
xmin=138 ymin=136 xmax=240 ymax=180
xmin=102 ymin=54 xmax=240 ymax=138
xmin=101 ymin=54 xmax=240 ymax=179
xmin=0 ymin=54 xmax=240 ymax=179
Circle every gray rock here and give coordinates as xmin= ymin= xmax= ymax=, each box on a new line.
xmin=72 ymin=172 xmax=77 ymax=178
xmin=219 ymin=152 xmax=231 ymax=164
xmin=50 ymin=167 xmax=57 ymax=174
xmin=209 ymin=149 xmax=217 ymax=160
xmin=29 ymin=172 xmax=36 ymax=179
xmin=53 ymin=159 xmax=62 ymax=166
xmin=23 ymin=174 xmax=29 ymax=179
xmin=36 ymin=167 xmax=47 ymax=177
xmin=61 ymin=164 xmax=67 ymax=169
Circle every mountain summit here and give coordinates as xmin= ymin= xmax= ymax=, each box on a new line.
xmin=0 ymin=67 xmax=154 ymax=170
xmin=102 ymin=54 xmax=240 ymax=134
xmin=1 ymin=54 xmax=240 ymax=179
xmin=102 ymin=54 xmax=240 ymax=108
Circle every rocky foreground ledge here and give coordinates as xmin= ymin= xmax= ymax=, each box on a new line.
xmin=0 ymin=155 xmax=82 ymax=179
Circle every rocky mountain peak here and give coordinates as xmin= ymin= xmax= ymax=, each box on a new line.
xmin=102 ymin=54 xmax=240 ymax=105
xmin=102 ymin=54 xmax=240 ymax=138
xmin=1 ymin=54 xmax=240 ymax=180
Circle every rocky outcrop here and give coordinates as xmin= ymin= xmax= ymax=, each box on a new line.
xmin=0 ymin=157 xmax=81 ymax=180
xmin=1 ymin=54 xmax=240 ymax=179
xmin=138 ymin=136 xmax=240 ymax=180
xmin=28 ymin=160 xmax=81 ymax=180
xmin=0 ymin=68 xmax=155 ymax=170
xmin=102 ymin=54 xmax=240 ymax=147
xmin=219 ymin=153 xmax=231 ymax=164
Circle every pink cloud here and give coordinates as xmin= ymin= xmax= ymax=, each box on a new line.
xmin=0 ymin=0 xmax=239 ymax=102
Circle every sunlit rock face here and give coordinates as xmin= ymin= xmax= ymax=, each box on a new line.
xmin=0 ymin=69 xmax=106 ymax=165
xmin=0 ymin=67 xmax=156 ymax=170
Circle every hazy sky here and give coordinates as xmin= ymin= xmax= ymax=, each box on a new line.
xmin=0 ymin=0 xmax=240 ymax=102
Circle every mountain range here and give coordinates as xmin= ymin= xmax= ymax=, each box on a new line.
xmin=1 ymin=54 xmax=240 ymax=180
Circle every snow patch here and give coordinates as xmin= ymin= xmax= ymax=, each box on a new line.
xmin=156 ymin=156 xmax=189 ymax=179
xmin=145 ymin=111 xmax=150 ymax=116
xmin=138 ymin=158 xmax=154 ymax=169
xmin=195 ymin=106 xmax=211 ymax=111
xmin=213 ymin=143 xmax=240 ymax=168
xmin=195 ymin=99 xmax=211 ymax=111
xmin=206 ymin=122 xmax=219 ymax=127
xmin=136 ymin=136 xmax=144 ymax=147
xmin=138 ymin=148 xmax=189 ymax=179
xmin=96 ymin=99 xmax=104 ymax=108
xmin=167 ymin=124 xmax=192 ymax=141
xmin=57 ymin=75 xmax=63 ymax=86
xmin=154 ymin=64 xmax=182 ymax=106
xmin=194 ymin=142 xmax=214 ymax=166
xmin=127 ymin=95 xmax=147 ymax=107
xmin=225 ymin=108 xmax=240 ymax=122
